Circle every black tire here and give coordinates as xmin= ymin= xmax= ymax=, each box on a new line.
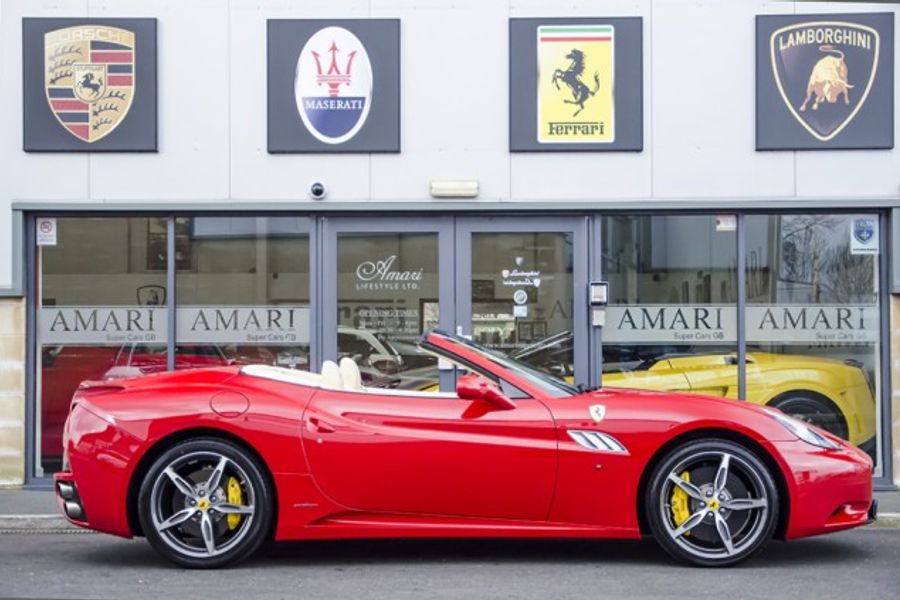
xmin=770 ymin=393 xmax=849 ymax=441
xmin=645 ymin=439 xmax=779 ymax=567
xmin=137 ymin=438 xmax=273 ymax=568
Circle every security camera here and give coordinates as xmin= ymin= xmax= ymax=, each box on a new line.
xmin=309 ymin=181 xmax=327 ymax=200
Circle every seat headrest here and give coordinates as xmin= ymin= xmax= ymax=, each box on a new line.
xmin=339 ymin=357 xmax=363 ymax=391
xmin=320 ymin=360 xmax=343 ymax=390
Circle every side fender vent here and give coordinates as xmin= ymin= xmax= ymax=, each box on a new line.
xmin=567 ymin=430 xmax=629 ymax=454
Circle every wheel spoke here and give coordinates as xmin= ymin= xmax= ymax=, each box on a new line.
xmin=722 ymin=497 xmax=767 ymax=511
xmin=669 ymin=508 xmax=709 ymax=539
xmin=216 ymin=503 xmax=254 ymax=515
xmin=714 ymin=453 xmax=731 ymax=494
xmin=667 ymin=473 xmax=706 ymax=501
xmin=205 ymin=456 xmax=229 ymax=492
xmin=157 ymin=508 xmax=195 ymax=531
xmin=165 ymin=467 xmax=196 ymax=498
xmin=200 ymin=512 xmax=216 ymax=555
xmin=714 ymin=512 xmax=735 ymax=555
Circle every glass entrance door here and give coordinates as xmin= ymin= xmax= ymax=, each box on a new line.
xmin=322 ymin=218 xmax=455 ymax=391
xmin=322 ymin=217 xmax=590 ymax=390
xmin=455 ymin=217 xmax=590 ymax=386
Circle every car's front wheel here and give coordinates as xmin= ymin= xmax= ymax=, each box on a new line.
xmin=137 ymin=438 xmax=273 ymax=568
xmin=646 ymin=439 xmax=779 ymax=567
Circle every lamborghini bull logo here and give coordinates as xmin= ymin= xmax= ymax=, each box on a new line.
xmin=799 ymin=45 xmax=853 ymax=112
xmin=770 ymin=21 xmax=879 ymax=142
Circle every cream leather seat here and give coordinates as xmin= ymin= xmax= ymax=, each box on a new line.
xmin=320 ymin=360 xmax=343 ymax=390
xmin=339 ymin=357 xmax=364 ymax=391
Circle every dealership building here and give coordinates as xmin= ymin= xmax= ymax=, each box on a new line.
xmin=0 ymin=0 xmax=898 ymax=490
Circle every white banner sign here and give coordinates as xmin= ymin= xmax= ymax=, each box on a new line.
xmin=40 ymin=305 xmax=311 ymax=346
xmin=603 ymin=304 xmax=879 ymax=344
xmin=177 ymin=306 xmax=310 ymax=345
xmin=40 ymin=306 xmax=166 ymax=345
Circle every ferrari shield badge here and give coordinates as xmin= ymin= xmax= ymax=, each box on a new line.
xmin=769 ymin=21 xmax=879 ymax=142
xmin=537 ymin=24 xmax=614 ymax=144
xmin=589 ymin=404 xmax=606 ymax=423
xmin=44 ymin=25 xmax=136 ymax=143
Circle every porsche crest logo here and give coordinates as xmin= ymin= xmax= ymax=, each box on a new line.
xmin=44 ymin=25 xmax=136 ymax=143
xmin=770 ymin=21 xmax=879 ymax=142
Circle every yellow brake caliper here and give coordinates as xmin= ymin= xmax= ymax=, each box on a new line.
xmin=670 ymin=471 xmax=692 ymax=536
xmin=227 ymin=477 xmax=243 ymax=530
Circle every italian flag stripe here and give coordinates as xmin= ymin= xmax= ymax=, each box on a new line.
xmin=538 ymin=26 xmax=613 ymax=34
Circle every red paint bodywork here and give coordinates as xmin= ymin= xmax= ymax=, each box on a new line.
xmin=55 ymin=332 xmax=873 ymax=545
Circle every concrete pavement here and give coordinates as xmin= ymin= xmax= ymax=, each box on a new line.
xmin=0 ymin=529 xmax=897 ymax=599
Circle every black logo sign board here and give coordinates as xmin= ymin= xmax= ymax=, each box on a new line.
xmin=22 ymin=18 xmax=158 ymax=152
xmin=756 ymin=13 xmax=893 ymax=150
xmin=510 ymin=17 xmax=643 ymax=152
xmin=268 ymin=19 xmax=400 ymax=153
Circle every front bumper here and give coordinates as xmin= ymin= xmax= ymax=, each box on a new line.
xmin=772 ymin=439 xmax=874 ymax=539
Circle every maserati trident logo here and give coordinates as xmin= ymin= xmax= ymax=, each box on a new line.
xmin=44 ymin=24 xmax=136 ymax=143
xmin=589 ymin=404 xmax=606 ymax=423
xmin=770 ymin=21 xmax=879 ymax=141
xmin=295 ymin=26 xmax=373 ymax=144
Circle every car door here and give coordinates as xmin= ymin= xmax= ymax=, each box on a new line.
xmin=301 ymin=388 xmax=557 ymax=521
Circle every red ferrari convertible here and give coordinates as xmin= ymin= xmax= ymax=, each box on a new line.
xmin=55 ymin=330 xmax=875 ymax=568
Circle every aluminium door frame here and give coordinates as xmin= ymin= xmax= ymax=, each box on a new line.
xmin=454 ymin=216 xmax=592 ymax=388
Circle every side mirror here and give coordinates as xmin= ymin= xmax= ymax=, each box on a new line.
xmin=456 ymin=373 xmax=516 ymax=410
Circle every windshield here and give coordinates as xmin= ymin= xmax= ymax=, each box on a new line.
xmin=422 ymin=331 xmax=580 ymax=398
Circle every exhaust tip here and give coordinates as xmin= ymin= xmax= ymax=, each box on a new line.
xmin=57 ymin=482 xmax=75 ymax=500
xmin=64 ymin=500 xmax=84 ymax=521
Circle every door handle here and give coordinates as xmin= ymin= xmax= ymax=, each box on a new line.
xmin=307 ymin=417 xmax=336 ymax=434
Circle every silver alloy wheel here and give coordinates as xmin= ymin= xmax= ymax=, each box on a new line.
xmin=658 ymin=450 xmax=770 ymax=560
xmin=149 ymin=451 xmax=256 ymax=559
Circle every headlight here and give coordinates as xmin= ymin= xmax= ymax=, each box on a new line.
xmin=764 ymin=407 xmax=842 ymax=450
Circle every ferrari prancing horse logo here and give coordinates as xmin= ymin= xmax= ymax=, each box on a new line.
xmin=589 ymin=404 xmax=606 ymax=423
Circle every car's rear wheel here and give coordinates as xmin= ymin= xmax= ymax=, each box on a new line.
xmin=137 ymin=438 xmax=272 ymax=568
xmin=770 ymin=393 xmax=849 ymax=441
xmin=646 ymin=439 xmax=778 ymax=567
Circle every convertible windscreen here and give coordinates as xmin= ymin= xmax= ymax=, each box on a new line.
xmin=423 ymin=330 xmax=580 ymax=398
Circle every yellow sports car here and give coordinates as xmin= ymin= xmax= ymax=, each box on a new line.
xmin=507 ymin=332 xmax=876 ymax=451
xmin=603 ymin=352 xmax=875 ymax=449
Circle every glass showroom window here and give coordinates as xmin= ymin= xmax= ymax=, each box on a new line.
xmin=600 ymin=215 xmax=738 ymax=397
xmin=37 ymin=217 xmax=168 ymax=475
xmin=336 ymin=233 xmax=439 ymax=390
xmin=745 ymin=214 xmax=881 ymax=464
xmin=175 ymin=217 xmax=311 ymax=371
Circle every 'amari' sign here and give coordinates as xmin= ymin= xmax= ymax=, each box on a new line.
xmin=39 ymin=306 xmax=310 ymax=345
xmin=756 ymin=13 xmax=893 ymax=149
xmin=603 ymin=304 xmax=878 ymax=344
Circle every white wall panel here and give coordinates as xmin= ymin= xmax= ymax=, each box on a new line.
xmin=86 ymin=0 xmax=228 ymax=201
xmin=229 ymin=0 xmax=371 ymax=201
xmin=0 ymin=0 xmax=90 ymax=287
xmin=794 ymin=3 xmax=900 ymax=198
xmin=652 ymin=0 xmax=795 ymax=198
xmin=509 ymin=0 xmax=652 ymax=200
xmin=369 ymin=0 xmax=510 ymax=201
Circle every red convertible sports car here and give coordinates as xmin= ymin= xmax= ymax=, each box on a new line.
xmin=55 ymin=330 xmax=876 ymax=568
